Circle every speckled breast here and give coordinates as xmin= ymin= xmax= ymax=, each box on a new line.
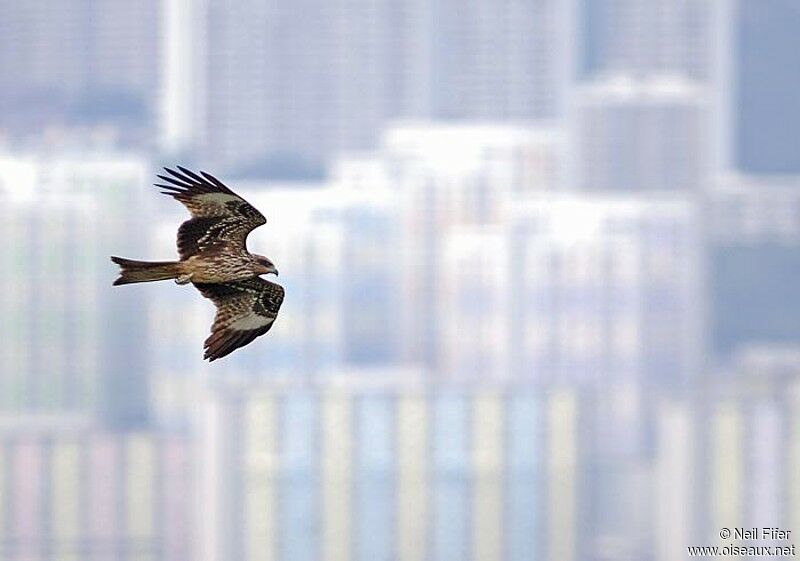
xmin=184 ymin=253 xmax=258 ymax=284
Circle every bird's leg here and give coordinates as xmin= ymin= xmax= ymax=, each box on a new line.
xmin=175 ymin=273 xmax=194 ymax=285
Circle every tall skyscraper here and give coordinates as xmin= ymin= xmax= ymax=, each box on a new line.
xmin=0 ymin=422 xmax=191 ymax=561
xmin=328 ymin=159 xmax=402 ymax=365
xmin=576 ymin=0 xmax=728 ymax=183
xmin=194 ymin=377 xmax=800 ymax=561
xmin=573 ymin=76 xmax=711 ymax=192
xmin=708 ymin=174 xmax=800 ymax=360
xmin=163 ymin=0 xmax=574 ymax=177
xmin=161 ymin=0 xmax=208 ymax=156
xmin=438 ymin=227 xmax=511 ymax=383
xmin=0 ymin=155 xmax=152 ymax=424
xmin=581 ymin=0 xmax=715 ymax=80
xmin=431 ymin=0 xmax=575 ymax=121
xmin=508 ymin=194 xmax=703 ymax=388
xmin=733 ymin=0 xmax=800 ymax=173
xmin=0 ymin=0 xmax=159 ymax=146
xmin=384 ymin=124 xmax=562 ymax=370
xmin=176 ymin=0 xmax=429 ymax=177
xmin=195 ymin=381 xmax=564 ymax=561
xmin=654 ymin=399 xmax=698 ymax=560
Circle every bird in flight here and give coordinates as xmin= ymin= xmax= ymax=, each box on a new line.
xmin=111 ymin=166 xmax=284 ymax=361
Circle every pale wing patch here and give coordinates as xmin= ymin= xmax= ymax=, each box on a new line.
xmin=194 ymin=277 xmax=284 ymax=361
xmin=156 ymin=168 xmax=266 ymax=229
xmin=197 ymin=193 xmax=240 ymax=204
xmin=229 ymin=313 xmax=275 ymax=331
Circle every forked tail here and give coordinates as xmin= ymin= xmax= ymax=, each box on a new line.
xmin=111 ymin=256 xmax=182 ymax=286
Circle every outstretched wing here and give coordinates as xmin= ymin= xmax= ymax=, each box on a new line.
xmin=193 ymin=277 xmax=285 ymax=361
xmin=155 ymin=166 xmax=267 ymax=259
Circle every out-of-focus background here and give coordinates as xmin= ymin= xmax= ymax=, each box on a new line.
xmin=0 ymin=0 xmax=799 ymax=560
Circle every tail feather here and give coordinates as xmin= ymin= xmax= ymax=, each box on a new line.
xmin=111 ymin=256 xmax=182 ymax=285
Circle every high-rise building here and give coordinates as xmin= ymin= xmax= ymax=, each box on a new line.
xmin=327 ymin=159 xmax=402 ymax=365
xmin=581 ymin=0 xmax=715 ymax=80
xmin=703 ymin=356 xmax=800 ymax=548
xmin=438 ymin=195 xmax=703 ymax=389
xmin=161 ymin=0 xmax=208 ymax=157
xmin=174 ymin=0 xmax=429 ymax=177
xmin=733 ymin=0 xmax=800 ymax=174
xmin=650 ymin=366 xmax=800 ymax=556
xmin=384 ymin=123 xmax=562 ymax=370
xmin=195 ymin=379 xmax=566 ymax=561
xmin=164 ymin=0 xmax=573 ymax=177
xmin=194 ymin=375 xmax=800 ymax=561
xmin=432 ymin=0 xmax=575 ymax=121
xmin=507 ymin=194 xmax=703 ymax=388
xmin=0 ymin=421 xmax=191 ymax=561
xmin=573 ymin=76 xmax=711 ymax=192
xmin=0 ymin=0 xmax=159 ymax=146
xmin=654 ymin=399 xmax=698 ymax=560
xmin=575 ymin=0 xmax=728 ymax=189
xmin=438 ymin=227 xmax=511 ymax=383
xmin=709 ymin=174 xmax=800 ymax=245
xmin=708 ymin=175 xmax=800 ymax=360
xmin=0 ymin=155 xmax=152 ymax=424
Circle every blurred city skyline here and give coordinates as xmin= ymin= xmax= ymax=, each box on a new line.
xmin=1 ymin=0 xmax=798 ymax=177
xmin=0 ymin=1 xmax=799 ymax=561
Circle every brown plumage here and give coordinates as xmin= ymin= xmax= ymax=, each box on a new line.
xmin=195 ymin=278 xmax=285 ymax=361
xmin=111 ymin=166 xmax=284 ymax=361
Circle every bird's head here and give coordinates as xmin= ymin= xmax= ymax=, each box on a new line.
xmin=253 ymin=254 xmax=279 ymax=276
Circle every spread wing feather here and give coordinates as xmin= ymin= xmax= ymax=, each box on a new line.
xmin=156 ymin=166 xmax=267 ymax=259
xmin=193 ymin=277 xmax=285 ymax=361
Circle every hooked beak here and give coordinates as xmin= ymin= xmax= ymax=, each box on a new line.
xmin=265 ymin=265 xmax=279 ymax=277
